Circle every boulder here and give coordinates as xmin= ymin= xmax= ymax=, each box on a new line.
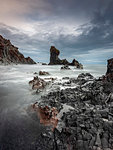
xmin=34 ymin=72 xmax=38 ymax=74
xmin=32 ymin=103 xmax=58 ymax=131
xmin=29 ymin=76 xmax=47 ymax=90
xmin=77 ymin=73 xmax=94 ymax=81
xmin=61 ymin=65 xmax=71 ymax=70
xmin=39 ymin=71 xmax=50 ymax=75
xmin=42 ymin=63 xmax=47 ymax=65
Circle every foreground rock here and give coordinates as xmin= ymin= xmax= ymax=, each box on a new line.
xmin=39 ymin=71 xmax=50 ymax=75
xmin=33 ymin=104 xmax=58 ymax=131
xmin=29 ymin=76 xmax=47 ymax=91
xmin=0 ymin=35 xmax=36 ymax=65
xmin=48 ymin=46 xmax=83 ymax=69
xmin=32 ymin=73 xmax=113 ymax=150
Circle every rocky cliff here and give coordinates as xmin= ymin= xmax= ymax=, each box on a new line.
xmin=106 ymin=58 xmax=113 ymax=82
xmin=49 ymin=46 xmax=83 ymax=69
xmin=0 ymin=35 xmax=36 ymax=65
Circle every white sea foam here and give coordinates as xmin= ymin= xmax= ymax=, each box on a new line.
xmin=0 ymin=64 xmax=106 ymax=114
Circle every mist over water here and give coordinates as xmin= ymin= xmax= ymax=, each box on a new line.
xmin=0 ymin=64 xmax=106 ymax=149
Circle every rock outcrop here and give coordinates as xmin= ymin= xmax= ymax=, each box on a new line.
xmin=39 ymin=71 xmax=50 ymax=75
xmin=32 ymin=73 xmax=113 ymax=150
xmin=106 ymin=58 xmax=113 ymax=82
xmin=0 ymin=35 xmax=36 ymax=64
xmin=29 ymin=76 xmax=47 ymax=91
xmin=70 ymin=59 xmax=83 ymax=69
xmin=49 ymin=46 xmax=63 ymax=65
xmin=49 ymin=46 xmax=83 ymax=69
xmin=61 ymin=65 xmax=71 ymax=70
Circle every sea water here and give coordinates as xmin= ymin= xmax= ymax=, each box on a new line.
xmin=0 ymin=64 xmax=106 ymax=149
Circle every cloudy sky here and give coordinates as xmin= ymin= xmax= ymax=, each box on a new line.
xmin=0 ymin=0 xmax=113 ymax=64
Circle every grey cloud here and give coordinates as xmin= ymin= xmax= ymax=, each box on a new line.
xmin=0 ymin=0 xmax=113 ymax=64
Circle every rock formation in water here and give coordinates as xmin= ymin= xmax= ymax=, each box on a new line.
xmin=70 ymin=59 xmax=83 ymax=69
xmin=29 ymin=76 xmax=47 ymax=91
xmin=106 ymin=58 xmax=113 ymax=82
xmin=0 ymin=35 xmax=36 ymax=65
xmin=61 ymin=65 xmax=71 ymax=70
xmin=48 ymin=46 xmax=83 ymax=69
xmin=39 ymin=71 xmax=50 ymax=75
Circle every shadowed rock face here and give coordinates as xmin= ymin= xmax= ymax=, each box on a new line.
xmin=0 ymin=35 xmax=36 ymax=64
xmin=49 ymin=46 xmax=62 ymax=65
xmin=49 ymin=46 xmax=83 ymax=69
xmin=106 ymin=58 xmax=113 ymax=82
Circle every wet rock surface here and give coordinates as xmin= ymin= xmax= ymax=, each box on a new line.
xmin=32 ymin=73 xmax=113 ymax=150
xmin=29 ymin=76 xmax=47 ymax=91
xmin=106 ymin=58 xmax=113 ymax=82
xmin=61 ymin=65 xmax=71 ymax=70
xmin=0 ymin=35 xmax=36 ymax=65
xmin=39 ymin=71 xmax=50 ymax=75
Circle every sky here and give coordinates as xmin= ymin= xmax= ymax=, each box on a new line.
xmin=0 ymin=0 xmax=113 ymax=64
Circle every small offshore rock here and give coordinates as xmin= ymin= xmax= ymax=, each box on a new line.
xmin=61 ymin=65 xmax=71 ymax=70
xmin=39 ymin=71 xmax=50 ymax=75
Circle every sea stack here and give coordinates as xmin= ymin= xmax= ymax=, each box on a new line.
xmin=49 ymin=46 xmax=61 ymax=65
xmin=0 ymin=35 xmax=36 ymax=65
xmin=48 ymin=46 xmax=83 ymax=69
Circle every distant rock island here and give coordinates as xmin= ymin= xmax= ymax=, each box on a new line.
xmin=48 ymin=46 xmax=83 ymax=69
xmin=0 ymin=35 xmax=36 ymax=65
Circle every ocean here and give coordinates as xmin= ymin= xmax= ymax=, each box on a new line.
xmin=0 ymin=64 xmax=106 ymax=149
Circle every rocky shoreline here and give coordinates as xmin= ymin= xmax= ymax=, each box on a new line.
xmin=27 ymin=59 xmax=113 ymax=150
xmin=30 ymin=73 xmax=113 ymax=150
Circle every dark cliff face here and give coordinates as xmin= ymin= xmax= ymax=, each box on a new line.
xmin=0 ymin=35 xmax=36 ymax=65
xmin=106 ymin=58 xmax=113 ymax=82
xmin=49 ymin=46 xmax=83 ymax=69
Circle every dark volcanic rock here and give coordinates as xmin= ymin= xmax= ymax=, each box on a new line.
xmin=106 ymin=58 xmax=113 ymax=82
xmin=42 ymin=63 xmax=47 ymax=65
xmin=0 ymin=35 xmax=36 ymax=65
xmin=39 ymin=71 xmax=50 ymax=75
xmin=61 ymin=65 xmax=71 ymax=70
xmin=32 ymin=73 xmax=113 ymax=150
xmin=48 ymin=46 xmax=83 ymax=69
xmin=70 ymin=59 xmax=83 ymax=69
xmin=77 ymin=73 xmax=94 ymax=81
xmin=48 ymin=46 xmax=69 ymax=65
xmin=48 ymin=46 xmax=62 ymax=65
